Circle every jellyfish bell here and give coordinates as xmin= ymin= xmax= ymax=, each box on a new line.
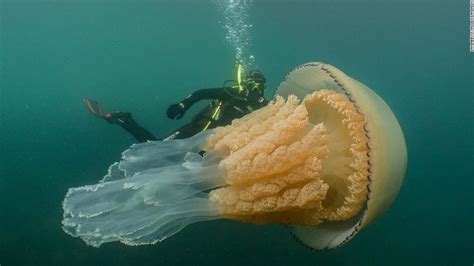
xmin=276 ymin=62 xmax=407 ymax=249
xmin=62 ymin=62 xmax=407 ymax=250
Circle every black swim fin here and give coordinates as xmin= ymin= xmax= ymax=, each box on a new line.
xmin=83 ymin=98 xmax=109 ymax=119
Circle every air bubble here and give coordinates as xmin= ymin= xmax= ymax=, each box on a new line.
xmin=215 ymin=0 xmax=255 ymax=68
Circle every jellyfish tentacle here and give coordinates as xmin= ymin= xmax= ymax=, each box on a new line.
xmin=62 ymin=136 xmax=226 ymax=247
xmin=116 ymin=131 xmax=213 ymax=179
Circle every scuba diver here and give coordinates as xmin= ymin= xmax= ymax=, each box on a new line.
xmin=83 ymin=68 xmax=268 ymax=143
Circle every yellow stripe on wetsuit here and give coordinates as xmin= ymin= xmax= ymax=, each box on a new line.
xmin=202 ymin=101 xmax=223 ymax=131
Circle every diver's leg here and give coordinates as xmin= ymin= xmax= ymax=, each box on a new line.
xmin=159 ymin=121 xmax=204 ymax=141
xmin=106 ymin=112 xmax=157 ymax=143
xmin=83 ymin=98 xmax=156 ymax=142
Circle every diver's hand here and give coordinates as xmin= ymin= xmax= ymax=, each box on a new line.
xmin=167 ymin=103 xmax=186 ymax=119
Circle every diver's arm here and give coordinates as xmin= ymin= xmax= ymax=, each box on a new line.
xmin=167 ymin=88 xmax=228 ymax=119
xmin=180 ymin=88 xmax=227 ymax=108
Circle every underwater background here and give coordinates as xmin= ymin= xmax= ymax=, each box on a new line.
xmin=0 ymin=0 xmax=472 ymax=265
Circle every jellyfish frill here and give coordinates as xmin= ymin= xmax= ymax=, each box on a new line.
xmin=62 ymin=62 xmax=407 ymax=250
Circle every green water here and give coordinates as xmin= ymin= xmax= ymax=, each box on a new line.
xmin=1 ymin=0 xmax=472 ymax=265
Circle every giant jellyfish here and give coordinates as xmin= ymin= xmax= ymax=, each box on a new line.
xmin=62 ymin=62 xmax=407 ymax=250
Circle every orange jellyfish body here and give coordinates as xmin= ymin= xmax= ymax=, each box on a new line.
xmin=207 ymin=90 xmax=370 ymax=227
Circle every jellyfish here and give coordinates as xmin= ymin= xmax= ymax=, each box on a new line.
xmin=62 ymin=62 xmax=407 ymax=250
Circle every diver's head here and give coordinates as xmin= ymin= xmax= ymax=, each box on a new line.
xmin=243 ymin=70 xmax=266 ymax=95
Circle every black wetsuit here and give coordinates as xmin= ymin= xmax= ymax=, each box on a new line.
xmin=111 ymin=112 xmax=157 ymax=143
xmin=116 ymin=87 xmax=268 ymax=142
